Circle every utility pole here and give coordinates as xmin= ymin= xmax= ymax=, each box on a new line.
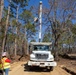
xmin=39 ymin=1 xmax=42 ymax=42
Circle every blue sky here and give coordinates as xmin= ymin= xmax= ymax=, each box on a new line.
xmin=4 ymin=0 xmax=76 ymax=42
xmin=4 ymin=0 xmax=47 ymax=42
xmin=4 ymin=0 xmax=49 ymax=8
xmin=29 ymin=0 xmax=48 ymax=7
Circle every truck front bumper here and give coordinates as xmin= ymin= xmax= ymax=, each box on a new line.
xmin=28 ymin=61 xmax=57 ymax=67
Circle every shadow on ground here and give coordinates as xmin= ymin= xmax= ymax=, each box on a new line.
xmin=23 ymin=63 xmax=51 ymax=72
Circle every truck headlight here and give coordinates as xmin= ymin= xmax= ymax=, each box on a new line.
xmin=49 ymin=55 xmax=54 ymax=61
xmin=30 ymin=53 xmax=35 ymax=59
xmin=50 ymin=58 xmax=54 ymax=61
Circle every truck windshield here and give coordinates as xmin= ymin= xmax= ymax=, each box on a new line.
xmin=34 ymin=45 xmax=49 ymax=51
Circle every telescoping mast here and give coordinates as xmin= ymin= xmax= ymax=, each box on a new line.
xmin=39 ymin=1 xmax=42 ymax=42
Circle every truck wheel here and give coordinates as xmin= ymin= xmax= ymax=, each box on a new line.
xmin=28 ymin=66 xmax=32 ymax=71
xmin=50 ymin=66 xmax=53 ymax=71
xmin=47 ymin=66 xmax=53 ymax=72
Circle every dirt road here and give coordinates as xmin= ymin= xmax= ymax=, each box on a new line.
xmin=9 ymin=62 xmax=71 ymax=75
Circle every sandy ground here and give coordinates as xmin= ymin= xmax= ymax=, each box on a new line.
xmin=58 ymin=57 xmax=76 ymax=73
xmin=9 ymin=61 xmax=71 ymax=75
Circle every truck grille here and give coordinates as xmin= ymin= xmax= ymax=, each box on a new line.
xmin=35 ymin=54 xmax=48 ymax=59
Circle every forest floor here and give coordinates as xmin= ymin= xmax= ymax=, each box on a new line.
xmin=58 ymin=54 xmax=76 ymax=74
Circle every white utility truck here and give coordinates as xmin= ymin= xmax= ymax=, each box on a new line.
xmin=28 ymin=42 xmax=57 ymax=71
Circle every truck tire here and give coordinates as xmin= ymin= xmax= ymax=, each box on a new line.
xmin=50 ymin=66 xmax=53 ymax=71
xmin=28 ymin=66 xmax=32 ymax=71
xmin=47 ymin=66 xmax=53 ymax=72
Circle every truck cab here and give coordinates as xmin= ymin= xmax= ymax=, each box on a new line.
xmin=28 ymin=42 xmax=57 ymax=71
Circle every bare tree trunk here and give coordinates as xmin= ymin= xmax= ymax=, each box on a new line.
xmin=24 ymin=27 xmax=28 ymax=55
xmin=2 ymin=0 xmax=11 ymax=54
xmin=0 ymin=0 xmax=4 ymax=22
xmin=53 ymin=0 xmax=59 ymax=60
xmin=21 ymin=27 xmax=28 ymax=57
xmin=14 ymin=5 xmax=19 ymax=57
xmin=0 ymin=0 xmax=4 ymax=58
